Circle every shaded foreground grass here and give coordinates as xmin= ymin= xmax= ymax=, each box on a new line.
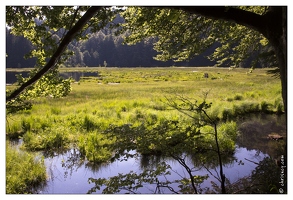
xmin=6 ymin=67 xmax=284 ymax=193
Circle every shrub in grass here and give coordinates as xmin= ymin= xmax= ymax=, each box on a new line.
xmin=22 ymin=131 xmax=43 ymax=151
xmin=21 ymin=116 xmax=51 ymax=133
xmin=6 ymin=142 xmax=47 ymax=194
xmin=41 ymin=126 xmax=70 ymax=150
xmin=274 ymin=98 xmax=284 ymax=114
xmin=6 ymin=122 xmax=24 ymax=139
xmin=225 ymin=97 xmax=234 ymax=102
xmin=217 ymin=121 xmax=238 ymax=153
xmin=196 ymin=121 xmax=237 ymax=155
xmin=21 ymin=117 xmax=32 ymax=132
xmin=244 ymin=91 xmax=256 ymax=98
xmin=128 ymin=109 xmax=146 ymax=122
xmin=120 ymin=105 xmax=127 ymax=112
xmin=146 ymin=113 xmax=158 ymax=125
xmin=276 ymin=102 xmax=284 ymax=114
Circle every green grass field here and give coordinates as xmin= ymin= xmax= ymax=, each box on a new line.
xmin=6 ymin=66 xmax=283 ymax=151
xmin=6 ymin=66 xmax=283 ymax=141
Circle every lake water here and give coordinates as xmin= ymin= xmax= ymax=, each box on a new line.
xmin=35 ymin=114 xmax=286 ymax=194
xmin=6 ymin=71 xmax=99 ymax=84
xmin=38 ymin=147 xmax=268 ymax=194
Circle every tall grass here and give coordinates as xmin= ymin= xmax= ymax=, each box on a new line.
xmin=78 ymin=131 xmax=116 ymax=163
xmin=6 ymin=67 xmax=283 ymax=158
xmin=6 ymin=141 xmax=47 ymax=194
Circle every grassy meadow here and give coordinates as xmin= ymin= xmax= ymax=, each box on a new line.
xmin=6 ymin=67 xmax=283 ymax=193
xmin=6 ymin=67 xmax=283 ymax=150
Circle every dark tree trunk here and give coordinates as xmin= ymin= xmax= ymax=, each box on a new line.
xmin=262 ymin=7 xmax=287 ymax=114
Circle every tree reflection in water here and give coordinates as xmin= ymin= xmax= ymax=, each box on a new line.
xmin=42 ymin=114 xmax=286 ymax=194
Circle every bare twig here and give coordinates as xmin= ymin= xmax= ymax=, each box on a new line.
xmin=244 ymin=158 xmax=259 ymax=165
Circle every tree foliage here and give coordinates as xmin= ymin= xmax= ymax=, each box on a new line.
xmin=120 ymin=6 xmax=275 ymax=68
xmin=5 ymin=6 xmax=113 ymax=110
xmin=6 ymin=6 xmax=286 ymax=112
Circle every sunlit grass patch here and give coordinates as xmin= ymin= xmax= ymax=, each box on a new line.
xmin=6 ymin=67 xmax=283 ymax=156
xmin=22 ymin=124 xmax=71 ymax=151
xmin=6 ymin=141 xmax=47 ymax=194
xmin=78 ymin=131 xmax=116 ymax=163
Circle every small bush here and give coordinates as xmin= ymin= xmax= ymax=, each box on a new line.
xmin=233 ymin=102 xmax=260 ymax=115
xmin=244 ymin=91 xmax=256 ymax=98
xmin=6 ymin=122 xmax=23 ymax=139
xmin=274 ymin=98 xmax=284 ymax=114
xmin=21 ymin=118 xmax=32 ymax=132
xmin=42 ymin=126 xmax=70 ymax=150
xmin=226 ymin=97 xmax=234 ymax=102
xmin=222 ymin=108 xmax=234 ymax=121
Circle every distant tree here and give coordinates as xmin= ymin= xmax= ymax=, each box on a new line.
xmin=82 ymin=50 xmax=92 ymax=66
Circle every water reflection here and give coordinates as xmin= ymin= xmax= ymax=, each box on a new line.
xmin=38 ymin=114 xmax=286 ymax=194
xmin=40 ymin=147 xmax=269 ymax=194
xmin=6 ymin=71 xmax=29 ymax=84
xmin=237 ymin=114 xmax=286 ymax=159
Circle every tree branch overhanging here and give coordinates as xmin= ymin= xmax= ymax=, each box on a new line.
xmin=164 ymin=6 xmax=266 ymax=34
xmin=6 ymin=6 xmax=102 ymax=102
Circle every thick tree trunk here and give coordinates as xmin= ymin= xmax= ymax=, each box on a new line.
xmin=274 ymin=36 xmax=287 ymax=114
xmin=280 ymin=7 xmax=287 ymax=114
xmin=265 ymin=7 xmax=287 ymax=114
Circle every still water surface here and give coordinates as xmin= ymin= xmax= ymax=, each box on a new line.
xmin=37 ymin=114 xmax=286 ymax=194
xmin=39 ymin=147 xmax=267 ymax=194
xmin=6 ymin=71 xmax=99 ymax=84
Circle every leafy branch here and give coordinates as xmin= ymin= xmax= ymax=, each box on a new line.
xmin=164 ymin=92 xmax=226 ymax=194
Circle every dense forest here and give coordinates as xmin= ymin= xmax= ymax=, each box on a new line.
xmin=5 ymin=14 xmax=215 ymax=68
xmin=6 ymin=27 xmax=217 ymax=68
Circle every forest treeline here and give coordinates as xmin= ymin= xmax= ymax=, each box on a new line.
xmin=5 ymin=12 xmax=274 ymax=69
xmin=5 ymin=14 xmax=215 ymax=68
xmin=6 ymin=27 xmax=217 ymax=68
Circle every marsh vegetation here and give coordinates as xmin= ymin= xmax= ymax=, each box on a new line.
xmin=6 ymin=67 xmax=286 ymax=194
